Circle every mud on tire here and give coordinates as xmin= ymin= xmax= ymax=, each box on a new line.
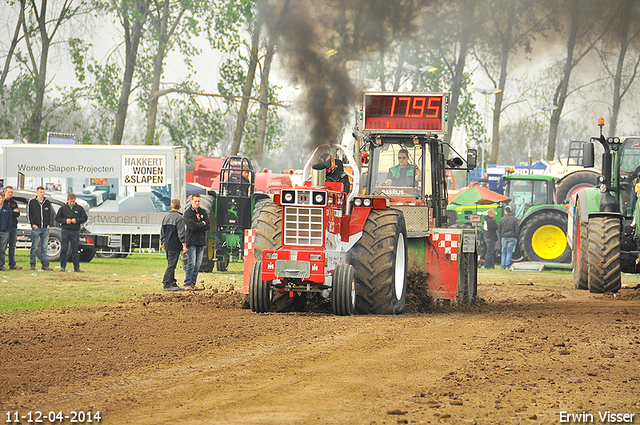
xmin=587 ymin=217 xmax=621 ymax=293
xmin=573 ymin=202 xmax=588 ymax=290
xmin=350 ymin=209 xmax=408 ymax=315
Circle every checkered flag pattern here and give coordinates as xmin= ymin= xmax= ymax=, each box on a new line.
xmin=431 ymin=233 xmax=459 ymax=261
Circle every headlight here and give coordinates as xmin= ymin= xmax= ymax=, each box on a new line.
xmin=313 ymin=192 xmax=326 ymax=205
xmin=363 ymin=198 xmax=372 ymax=207
xmin=354 ymin=198 xmax=363 ymax=207
xmin=599 ymin=183 xmax=607 ymax=193
xmin=283 ymin=192 xmax=294 ymax=203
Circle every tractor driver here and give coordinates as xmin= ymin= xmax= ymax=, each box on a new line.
xmin=384 ymin=149 xmax=421 ymax=186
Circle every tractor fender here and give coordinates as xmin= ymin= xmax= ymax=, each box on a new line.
xmin=519 ymin=205 xmax=568 ymax=232
xmin=573 ymin=187 xmax=604 ymax=224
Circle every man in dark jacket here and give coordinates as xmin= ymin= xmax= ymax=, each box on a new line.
xmin=498 ymin=205 xmax=519 ymax=269
xmin=55 ymin=193 xmax=88 ymax=273
xmin=4 ymin=186 xmax=22 ymax=270
xmin=28 ymin=186 xmax=54 ymax=271
xmin=183 ymin=194 xmax=210 ymax=289
xmin=161 ymin=199 xmax=187 ymax=291
xmin=0 ymin=193 xmax=12 ymax=271
xmin=483 ymin=208 xmax=499 ymax=269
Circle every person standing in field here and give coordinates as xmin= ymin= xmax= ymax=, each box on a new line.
xmin=28 ymin=186 xmax=54 ymax=271
xmin=161 ymin=199 xmax=187 ymax=291
xmin=183 ymin=194 xmax=210 ymax=290
xmin=483 ymin=208 xmax=499 ymax=269
xmin=0 ymin=193 xmax=12 ymax=271
xmin=498 ymin=205 xmax=519 ymax=270
xmin=4 ymin=186 xmax=22 ymax=270
xmin=55 ymin=193 xmax=88 ymax=273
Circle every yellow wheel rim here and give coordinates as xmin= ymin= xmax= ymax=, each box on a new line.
xmin=531 ymin=225 xmax=567 ymax=260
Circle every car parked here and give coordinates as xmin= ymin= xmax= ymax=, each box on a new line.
xmin=12 ymin=189 xmax=97 ymax=263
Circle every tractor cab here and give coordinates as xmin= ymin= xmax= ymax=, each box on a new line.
xmin=615 ymin=137 xmax=640 ymax=217
xmin=367 ymin=139 xmax=428 ymax=202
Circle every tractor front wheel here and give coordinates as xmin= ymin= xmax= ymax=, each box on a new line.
xmin=520 ymin=212 xmax=571 ymax=262
xmin=587 ymin=217 xmax=621 ymax=293
xmin=350 ymin=209 xmax=407 ymax=314
xmin=216 ymin=256 xmax=229 ymax=271
xmin=249 ymin=261 xmax=272 ymax=312
xmin=573 ymin=202 xmax=588 ymax=290
xmin=332 ymin=264 xmax=356 ymax=316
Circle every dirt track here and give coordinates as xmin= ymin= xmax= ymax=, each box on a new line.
xmin=2 ymin=272 xmax=640 ymax=425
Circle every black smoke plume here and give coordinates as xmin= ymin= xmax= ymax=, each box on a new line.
xmin=260 ymin=0 xmax=430 ymax=150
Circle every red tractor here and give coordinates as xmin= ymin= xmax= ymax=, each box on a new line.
xmin=247 ymin=92 xmax=478 ymax=315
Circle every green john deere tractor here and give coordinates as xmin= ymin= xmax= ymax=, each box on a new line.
xmin=199 ymin=156 xmax=270 ymax=272
xmin=569 ymin=119 xmax=640 ymax=293
xmin=502 ymin=174 xmax=571 ymax=263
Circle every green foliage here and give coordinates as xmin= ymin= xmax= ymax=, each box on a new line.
xmin=160 ymin=87 xmax=227 ymax=162
xmin=242 ymin=105 xmax=285 ymax=156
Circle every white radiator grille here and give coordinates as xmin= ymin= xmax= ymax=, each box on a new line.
xmin=284 ymin=207 xmax=324 ymax=246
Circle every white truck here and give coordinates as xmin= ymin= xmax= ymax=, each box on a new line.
xmin=2 ymin=144 xmax=186 ymax=257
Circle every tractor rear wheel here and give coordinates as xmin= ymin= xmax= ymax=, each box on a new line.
xmin=587 ymin=217 xmax=621 ymax=293
xmin=573 ymin=202 xmax=588 ymax=290
xmin=520 ymin=211 xmax=571 ymax=262
xmin=350 ymin=209 xmax=407 ymax=314
xmin=556 ymin=171 xmax=599 ymax=204
xmin=251 ymin=199 xmax=300 ymax=312
xmin=332 ymin=264 xmax=356 ymax=316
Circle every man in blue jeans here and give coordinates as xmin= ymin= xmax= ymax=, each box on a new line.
xmin=27 ymin=186 xmax=54 ymax=271
xmin=498 ymin=205 xmax=519 ymax=269
xmin=183 ymin=194 xmax=210 ymax=290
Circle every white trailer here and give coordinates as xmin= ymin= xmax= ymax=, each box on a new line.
xmin=3 ymin=144 xmax=186 ymax=256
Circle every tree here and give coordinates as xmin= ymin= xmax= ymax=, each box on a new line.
xmin=108 ymin=0 xmax=149 ymax=145
xmin=474 ymin=0 xmax=551 ymax=164
xmin=0 ymin=0 xmax=27 ymax=89
xmin=544 ymin=0 xmax=617 ymax=160
xmin=22 ymin=0 xmax=90 ymax=143
xmin=594 ymin=0 xmax=640 ymax=136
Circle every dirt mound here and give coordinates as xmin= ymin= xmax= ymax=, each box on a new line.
xmin=139 ymin=285 xmax=247 ymax=309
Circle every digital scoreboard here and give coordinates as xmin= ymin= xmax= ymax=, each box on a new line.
xmin=362 ymin=92 xmax=449 ymax=134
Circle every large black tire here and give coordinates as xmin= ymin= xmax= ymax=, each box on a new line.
xmin=200 ymin=244 xmax=215 ymax=272
xmin=216 ymin=256 xmax=229 ymax=272
xmin=332 ymin=264 xmax=356 ymax=316
xmin=78 ymin=247 xmax=96 ymax=263
xmin=249 ymin=262 xmax=272 ymax=312
xmin=460 ymin=251 xmax=477 ymax=303
xmin=519 ymin=211 xmax=571 ymax=263
xmin=46 ymin=228 xmax=64 ymax=263
xmin=251 ymin=199 xmax=300 ymax=312
xmin=587 ymin=217 xmax=621 ymax=293
xmin=573 ymin=202 xmax=588 ymax=290
xmin=350 ymin=209 xmax=407 ymax=315
xmin=556 ymin=171 xmax=599 ymax=204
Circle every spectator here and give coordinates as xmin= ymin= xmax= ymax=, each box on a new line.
xmin=161 ymin=199 xmax=187 ymax=291
xmin=483 ymin=208 xmax=498 ymax=269
xmin=0 ymin=193 xmax=12 ymax=271
xmin=498 ymin=205 xmax=519 ymax=270
xmin=55 ymin=193 xmax=88 ymax=273
xmin=183 ymin=194 xmax=210 ymax=290
xmin=28 ymin=186 xmax=54 ymax=271
xmin=4 ymin=186 xmax=22 ymax=270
